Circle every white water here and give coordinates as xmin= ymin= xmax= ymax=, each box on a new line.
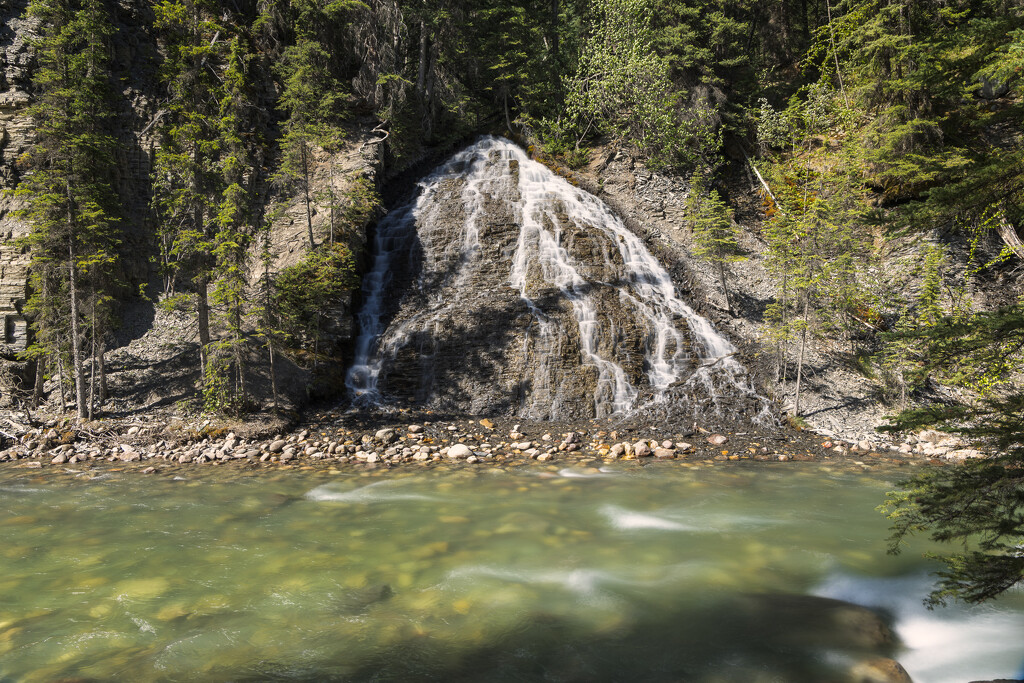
xmin=346 ymin=136 xmax=767 ymax=419
xmin=815 ymin=572 xmax=1024 ymax=683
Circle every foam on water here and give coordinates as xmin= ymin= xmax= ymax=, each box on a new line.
xmin=305 ymin=481 xmax=441 ymax=504
xmin=557 ymin=467 xmax=617 ymax=479
xmin=601 ymin=504 xmax=700 ymax=531
xmin=814 ymin=571 xmax=1024 ymax=683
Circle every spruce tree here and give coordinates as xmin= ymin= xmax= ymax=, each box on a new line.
xmin=16 ymin=0 xmax=122 ymax=419
xmin=152 ymin=0 xmax=225 ymax=378
xmin=881 ymin=304 xmax=1024 ymax=605
xmin=688 ymin=177 xmax=742 ymax=315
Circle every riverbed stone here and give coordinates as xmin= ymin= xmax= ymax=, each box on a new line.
xmin=707 ymin=434 xmax=728 ymax=445
xmin=447 ymin=444 xmax=472 ymax=459
xmin=268 ymin=439 xmax=286 ymax=453
xmin=633 ymin=441 xmax=651 ymax=457
xmin=375 ymin=428 xmax=397 ymax=443
xmin=848 ymin=657 xmax=913 ymax=683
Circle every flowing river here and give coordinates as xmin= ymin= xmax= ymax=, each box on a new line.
xmin=1 ymin=461 xmax=1021 ymax=682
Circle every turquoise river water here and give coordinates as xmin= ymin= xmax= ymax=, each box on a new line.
xmin=1 ymin=461 xmax=1022 ymax=682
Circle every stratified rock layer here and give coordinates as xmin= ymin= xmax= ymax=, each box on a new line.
xmin=347 ymin=137 xmax=769 ymax=423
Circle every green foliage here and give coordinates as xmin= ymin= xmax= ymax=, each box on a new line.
xmin=336 ymin=174 xmax=382 ymax=241
xmin=15 ymin=0 xmax=124 ymax=417
xmin=274 ymin=244 xmax=359 ymax=353
xmin=688 ymin=175 xmax=743 ymax=311
xmin=565 ymin=0 xmax=718 ymax=169
xmin=880 ymin=305 xmax=1024 ymax=605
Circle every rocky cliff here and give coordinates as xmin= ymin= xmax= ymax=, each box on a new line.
xmin=346 ymin=137 xmax=769 ymax=426
xmin=0 ymin=0 xmax=33 ymax=356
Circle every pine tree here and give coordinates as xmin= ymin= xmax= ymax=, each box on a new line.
xmin=565 ymin=0 xmax=708 ymax=168
xmin=881 ymin=303 xmax=1024 ymax=605
xmin=688 ymin=177 xmax=742 ymax=314
xmin=274 ymin=0 xmax=351 ymax=249
xmin=207 ymin=36 xmax=257 ymax=413
xmin=16 ymin=0 xmax=122 ymax=419
xmin=152 ymin=0 xmax=225 ymax=379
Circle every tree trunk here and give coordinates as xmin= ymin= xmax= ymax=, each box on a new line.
xmin=550 ymin=0 xmax=560 ymax=56
xmin=68 ymin=248 xmax=87 ymax=419
xmin=328 ymin=161 xmax=336 ymax=245
xmin=234 ymin=302 xmax=246 ymax=408
xmin=32 ymin=355 xmax=46 ymax=408
xmin=717 ymin=252 xmax=732 ymax=315
xmin=268 ymin=337 xmax=279 ymax=413
xmin=57 ymin=350 xmax=67 ymax=408
xmin=98 ymin=337 xmax=107 ymax=403
xmin=197 ymin=275 xmax=210 ymax=378
xmin=88 ymin=304 xmax=96 ymax=421
xmin=793 ymin=295 xmax=810 ymax=416
xmin=301 ymin=141 xmax=316 ymax=249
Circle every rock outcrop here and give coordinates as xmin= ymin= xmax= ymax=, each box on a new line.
xmin=0 ymin=0 xmax=34 ymax=355
xmin=347 ymin=136 xmax=769 ymax=424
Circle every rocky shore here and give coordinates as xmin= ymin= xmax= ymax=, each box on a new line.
xmin=0 ymin=407 xmax=982 ymax=476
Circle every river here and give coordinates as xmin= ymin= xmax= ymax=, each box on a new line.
xmin=1 ymin=460 xmax=1021 ymax=682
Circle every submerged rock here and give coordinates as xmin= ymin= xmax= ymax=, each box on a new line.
xmin=336 ymin=583 xmax=393 ymax=615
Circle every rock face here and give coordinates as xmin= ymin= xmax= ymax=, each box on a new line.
xmin=346 ymin=136 xmax=770 ymax=423
xmin=0 ymin=0 xmax=34 ymax=355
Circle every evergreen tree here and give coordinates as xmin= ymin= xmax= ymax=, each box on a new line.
xmin=16 ymin=0 xmax=122 ymax=419
xmin=208 ymin=36 xmax=257 ymax=413
xmin=274 ymin=0 xmax=353 ymax=249
xmin=152 ymin=0 xmax=226 ymax=378
xmin=881 ymin=303 xmax=1024 ymax=605
xmin=688 ymin=176 xmax=742 ymax=314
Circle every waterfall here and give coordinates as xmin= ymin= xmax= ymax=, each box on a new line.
xmin=345 ymin=136 xmax=769 ymax=422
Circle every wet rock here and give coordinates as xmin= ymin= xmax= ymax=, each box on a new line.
xmin=633 ymin=441 xmax=652 ymax=457
xmin=268 ymin=439 xmax=286 ymax=453
xmin=653 ymin=447 xmax=675 ymax=458
xmin=849 ymin=657 xmax=913 ymax=683
xmin=50 ymin=453 xmax=67 ymax=464
xmin=707 ymin=434 xmax=728 ymax=446
xmin=336 ymin=583 xmax=393 ymax=614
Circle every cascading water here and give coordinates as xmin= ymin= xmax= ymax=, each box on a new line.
xmin=346 ymin=136 xmax=769 ymax=422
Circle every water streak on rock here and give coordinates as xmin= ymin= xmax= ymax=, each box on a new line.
xmin=346 ymin=136 xmax=768 ymax=421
